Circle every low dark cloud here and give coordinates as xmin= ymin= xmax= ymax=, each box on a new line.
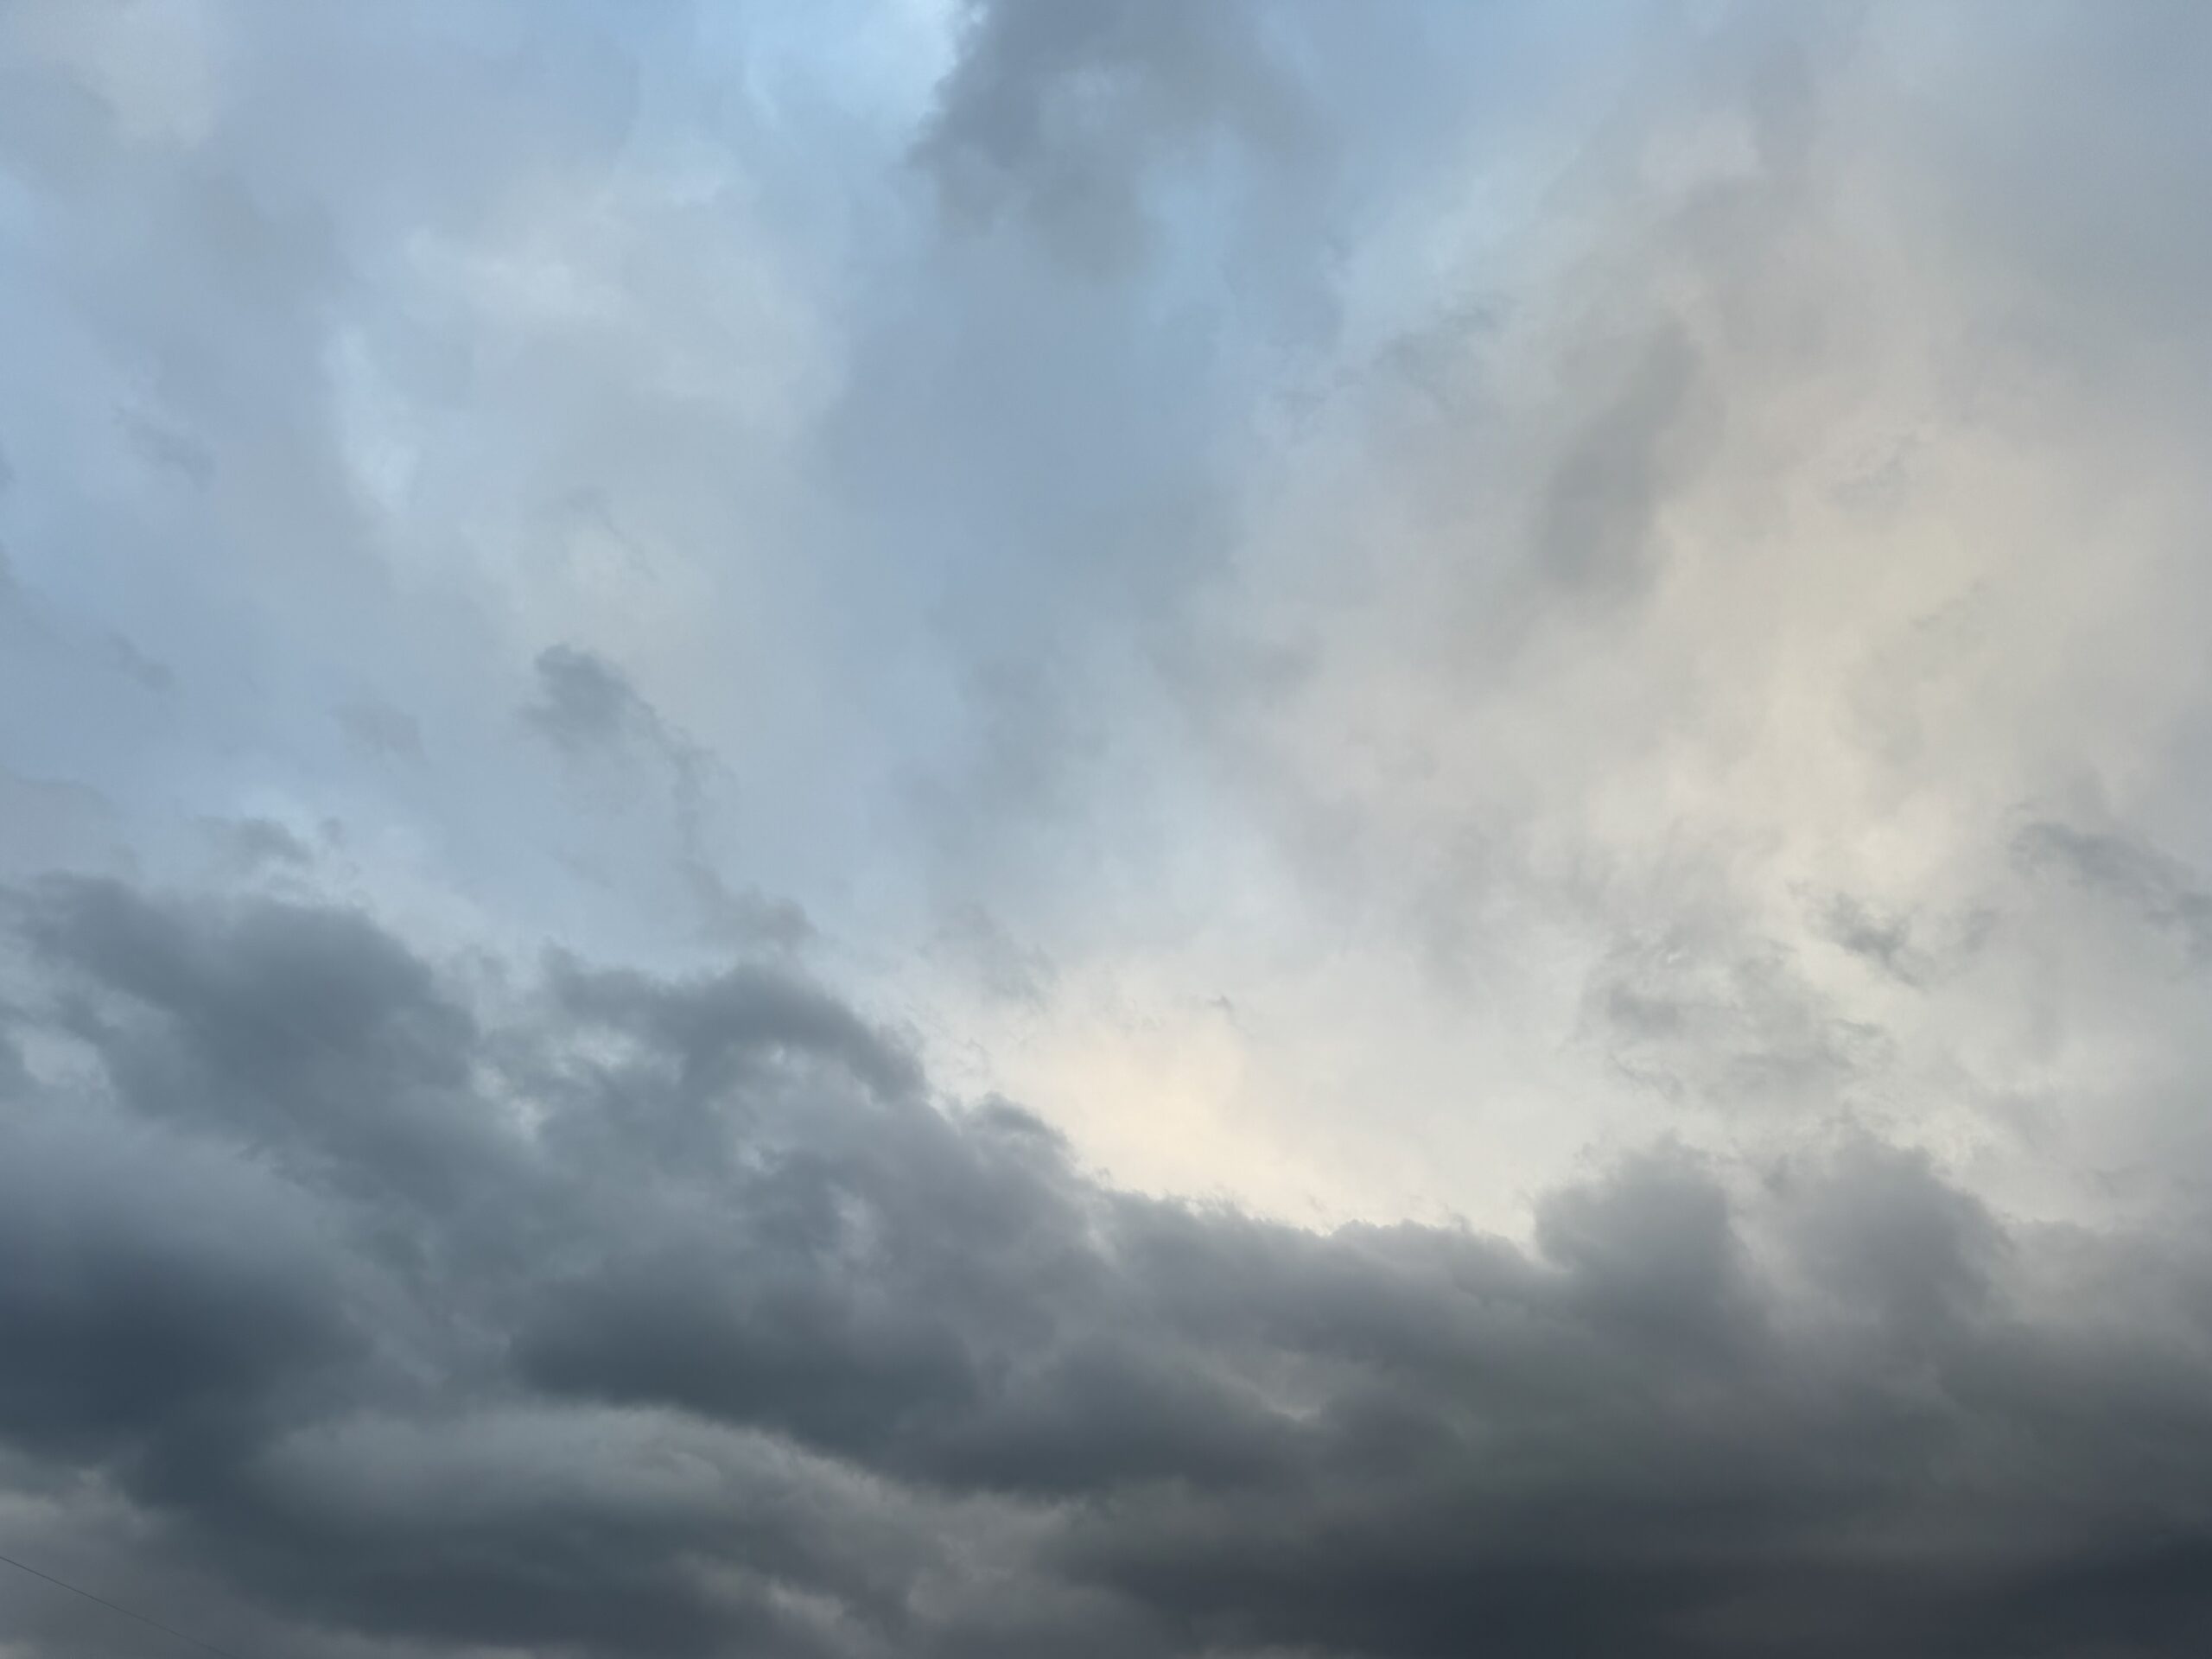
xmin=4 ymin=876 xmax=2212 ymax=1656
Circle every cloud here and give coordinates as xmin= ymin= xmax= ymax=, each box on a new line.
xmin=690 ymin=876 xmax=817 ymax=953
xmin=1532 ymin=321 xmax=1710 ymax=597
xmin=5 ymin=3 xmax=2212 ymax=1653
xmin=102 ymin=630 xmax=175 ymax=693
xmin=205 ymin=815 xmax=314 ymax=872
xmin=525 ymin=644 xmax=659 ymax=758
xmin=2015 ymin=821 xmax=2212 ymax=966
xmin=333 ymin=698 xmax=422 ymax=762
xmin=523 ymin=644 xmax=807 ymax=951
xmin=5 ymin=878 xmax=2212 ymax=1656
xmin=916 ymin=0 xmax=1315 ymax=271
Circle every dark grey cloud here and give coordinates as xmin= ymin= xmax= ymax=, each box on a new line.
xmin=0 ymin=1107 xmax=353 ymax=1466
xmin=917 ymin=0 xmax=1315 ymax=272
xmin=2016 ymin=821 xmax=2212 ymax=965
xmin=4 ymin=877 xmax=2212 ymax=1657
xmin=525 ymin=644 xmax=658 ymax=758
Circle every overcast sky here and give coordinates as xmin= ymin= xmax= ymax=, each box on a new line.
xmin=5 ymin=3 xmax=2212 ymax=1656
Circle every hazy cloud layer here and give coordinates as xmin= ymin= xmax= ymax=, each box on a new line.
xmin=4 ymin=1 xmax=2212 ymax=1654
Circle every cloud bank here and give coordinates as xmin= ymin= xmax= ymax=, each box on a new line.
xmin=6 ymin=877 xmax=2212 ymax=1657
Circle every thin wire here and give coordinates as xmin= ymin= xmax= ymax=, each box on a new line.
xmin=0 ymin=1547 xmax=251 ymax=1659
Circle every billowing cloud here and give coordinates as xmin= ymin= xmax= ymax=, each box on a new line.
xmin=3 ymin=878 xmax=2212 ymax=1658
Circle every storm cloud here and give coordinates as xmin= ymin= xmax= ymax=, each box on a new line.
xmin=3 ymin=878 xmax=2212 ymax=1658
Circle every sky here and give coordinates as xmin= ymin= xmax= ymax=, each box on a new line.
xmin=4 ymin=2 xmax=2212 ymax=1655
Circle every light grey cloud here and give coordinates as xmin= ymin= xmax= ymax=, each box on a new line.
xmin=0 ymin=766 xmax=126 ymax=880
xmin=522 ymin=642 xmax=810 ymax=954
xmin=204 ymin=813 xmax=314 ymax=873
xmin=1817 ymin=893 xmax=1926 ymax=986
xmin=932 ymin=899 xmax=1058 ymax=1006
xmin=690 ymin=874 xmax=817 ymax=954
xmin=1533 ymin=321 xmax=1711 ymax=596
xmin=119 ymin=405 xmax=217 ymax=489
xmin=102 ymin=630 xmax=175 ymax=693
xmin=333 ymin=697 xmax=421 ymax=762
